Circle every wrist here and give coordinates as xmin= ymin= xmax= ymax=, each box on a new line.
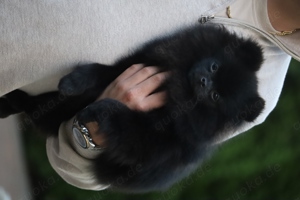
xmin=85 ymin=122 xmax=107 ymax=147
xmin=62 ymin=117 xmax=103 ymax=159
xmin=72 ymin=118 xmax=102 ymax=149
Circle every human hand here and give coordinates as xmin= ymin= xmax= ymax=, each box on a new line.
xmin=97 ymin=63 xmax=169 ymax=111
xmin=85 ymin=64 xmax=170 ymax=146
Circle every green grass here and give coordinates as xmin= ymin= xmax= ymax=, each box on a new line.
xmin=23 ymin=59 xmax=300 ymax=200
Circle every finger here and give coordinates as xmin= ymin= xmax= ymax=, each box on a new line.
xmin=133 ymin=91 xmax=168 ymax=111
xmin=98 ymin=64 xmax=145 ymax=99
xmin=123 ymin=66 xmax=161 ymax=87
xmin=113 ymin=64 xmax=144 ymax=83
xmin=116 ymin=71 xmax=169 ymax=105
xmin=135 ymin=71 xmax=170 ymax=97
xmin=105 ymin=66 xmax=161 ymax=100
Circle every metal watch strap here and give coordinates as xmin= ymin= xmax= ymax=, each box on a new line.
xmin=72 ymin=118 xmax=103 ymax=150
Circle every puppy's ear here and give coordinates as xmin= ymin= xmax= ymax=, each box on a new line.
xmin=236 ymin=39 xmax=264 ymax=72
xmin=240 ymin=96 xmax=265 ymax=122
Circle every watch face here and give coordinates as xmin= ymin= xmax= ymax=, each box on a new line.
xmin=73 ymin=127 xmax=87 ymax=148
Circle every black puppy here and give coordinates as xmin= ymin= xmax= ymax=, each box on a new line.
xmin=0 ymin=24 xmax=265 ymax=192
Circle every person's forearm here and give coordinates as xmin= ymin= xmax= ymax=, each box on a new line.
xmin=86 ymin=122 xmax=106 ymax=147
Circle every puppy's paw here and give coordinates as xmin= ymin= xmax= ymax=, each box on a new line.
xmin=58 ymin=64 xmax=102 ymax=96
xmin=0 ymin=98 xmax=13 ymax=118
xmin=58 ymin=69 xmax=89 ymax=96
xmin=76 ymin=98 xmax=124 ymax=124
xmin=0 ymin=90 xmax=30 ymax=118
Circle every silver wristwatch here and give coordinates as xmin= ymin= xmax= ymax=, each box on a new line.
xmin=72 ymin=118 xmax=103 ymax=150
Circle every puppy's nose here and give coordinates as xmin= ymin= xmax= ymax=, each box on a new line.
xmin=201 ymin=77 xmax=207 ymax=87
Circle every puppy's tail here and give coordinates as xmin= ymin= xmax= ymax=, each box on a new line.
xmin=0 ymin=90 xmax=30 ymax=118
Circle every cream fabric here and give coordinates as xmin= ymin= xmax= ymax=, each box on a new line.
xmin=0 ymin=0 xmax=232 ymax=97
xmin=46 ymin=117 xmax=109 ymax=190
xmin=0 ymin=0 xmax=298 ymax=191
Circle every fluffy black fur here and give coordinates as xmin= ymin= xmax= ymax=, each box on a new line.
xmin=0 ymin=24 xmax=265 ymax=192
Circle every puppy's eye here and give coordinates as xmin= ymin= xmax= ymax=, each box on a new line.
xmin=211 ymin=91 xmax=220 ymax=102
xmin=211 ymin=63 xmax=219 ymax=73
